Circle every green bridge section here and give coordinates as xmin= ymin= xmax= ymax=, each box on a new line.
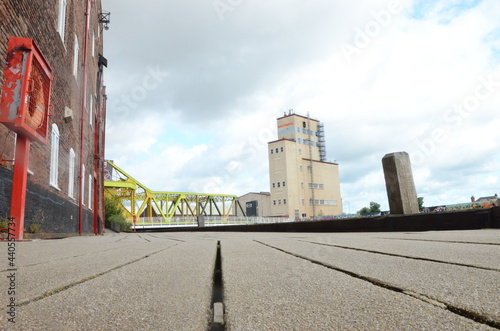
xmin=104 ymin=161 xmax=245 ymax=226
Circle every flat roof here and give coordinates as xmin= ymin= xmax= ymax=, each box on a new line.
xmin=268 ymin=138 xmax=295 ymax=145
xmin=277 ymin=113 xmax=319 ymax=122
xmin=302 ymin=158 xmax=339 ymax=165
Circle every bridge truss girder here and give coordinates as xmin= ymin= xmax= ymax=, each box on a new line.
xmin=104 ymin=161 xmax=245 ymax=223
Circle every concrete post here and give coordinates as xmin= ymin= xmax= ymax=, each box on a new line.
xmin=197 ymin=216 xmax=205 ymax=227
xmin=382 ymin=152 xmax=419 ymax=215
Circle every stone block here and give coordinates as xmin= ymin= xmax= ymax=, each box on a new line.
xmin=382 ymin=152 xmax=419 ymax=215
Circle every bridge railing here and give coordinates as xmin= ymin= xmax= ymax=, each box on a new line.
xmin=127 ymin=216 xmax=296 ymax=229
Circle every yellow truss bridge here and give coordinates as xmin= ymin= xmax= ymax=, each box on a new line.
xmin=104 ymin=161 xmax=246 ymax=227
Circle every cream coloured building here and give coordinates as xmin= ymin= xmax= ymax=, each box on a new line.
xmin=268 ymin=112 xmax=342 ymax=219
xmin=237 ymin=192 xmax=272 ymax=217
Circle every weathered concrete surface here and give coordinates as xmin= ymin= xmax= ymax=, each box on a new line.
xmin=382 ymin=152 xmax=419 ymax=215
xmin=1 ymin=230 xmax=499 ymax=330
xmin=1 ymin=233 xmax=215 ymax=330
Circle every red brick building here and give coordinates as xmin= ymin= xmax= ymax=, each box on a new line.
xmin=0 ymin=0 xmax=107 ymax=235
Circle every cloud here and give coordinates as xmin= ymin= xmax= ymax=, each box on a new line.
xmin=103 ymin=0 xmax=500 ymax=213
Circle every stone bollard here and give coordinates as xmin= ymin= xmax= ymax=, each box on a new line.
xmin=382 ymin=152 xmax=419 ymax=215
xmin=197 ymin=215 xmax=205 ymax=227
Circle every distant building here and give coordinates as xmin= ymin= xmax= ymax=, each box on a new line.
xmin=0 ymin=0 xmax=107 ymax=235
xmin=474 ymin=193 xmax=498 ymax=203
xmin=237 ymin=192 xmax=271 ymax=217
xmin=268 ymin=112 xmax=342 ymax=219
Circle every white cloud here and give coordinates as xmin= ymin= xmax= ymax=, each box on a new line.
xmin=103 ymin=0 xmax=500 ymax=213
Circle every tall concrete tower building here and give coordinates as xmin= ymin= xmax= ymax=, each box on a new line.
xmin=268 ymin=112 xmax=342 ymax=219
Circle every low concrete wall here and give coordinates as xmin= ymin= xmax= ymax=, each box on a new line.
xmin=153 ymin=208 xmax=498 ymax=233
xmin=491 ymin=206 xmax=500 ymax=228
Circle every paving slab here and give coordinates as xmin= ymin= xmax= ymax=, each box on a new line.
xmin=295 ymin=234 xmax=500 ymax=270
xmin=372 ymin=229 xmax=500 ymax=244
xmin=0 ymin=234 xmax=180 ymax=306
xmin=1 ymin=237 xmax=216 ymax=330
xmin=221 ymin=237 xmax=494 ymax=330
xmin=258 ymin=237 xmax=500 ymax=326
xmin=1 ymin=230 xmax=499 ymax=330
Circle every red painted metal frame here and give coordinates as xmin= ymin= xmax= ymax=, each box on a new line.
xmin=0 ymin=37 xmax=53 ymax=240
xmin=0 ymin=37 xmax=53 ymax=144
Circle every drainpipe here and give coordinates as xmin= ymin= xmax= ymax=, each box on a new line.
xmin=79 ymin=0 xmax=91 ymax=234
xmin=100 ymin=91 xmax=107 ymax=234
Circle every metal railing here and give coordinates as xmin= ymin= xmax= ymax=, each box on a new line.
xmin=128 ymin=216 xmax=297 ymax=229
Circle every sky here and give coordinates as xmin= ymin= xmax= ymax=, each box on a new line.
xmin=102 ymin=0 xmax=500 ymax=214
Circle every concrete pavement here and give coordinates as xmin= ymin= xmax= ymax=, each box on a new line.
xmin=1 ymin=229 xmax=499 ymax=330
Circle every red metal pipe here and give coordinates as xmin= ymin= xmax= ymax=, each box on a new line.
xmin=92 ymin=92 xmax=99 ymax=235
xmin=101 ymin=91 xmax=107 ymax=234
xmin=79 ymin=0 xmax=91 ymax=234
xmin=10 ymin=136 xmax=30 ymax=239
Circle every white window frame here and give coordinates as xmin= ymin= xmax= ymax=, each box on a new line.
xmin=50 ymin=124 xmax=60 ymax=188
xmin=91 ymin=32 xmax=95 ymax=57
xmin=68 ymin=148 xmax=75 ymax=198
xmin=89 ymin=95 xmax=93 ymax=127
xmin=73 ymin=35 xmax=79 ymax=77
xmin=88 ymin=174 xmax=92 ymax=209
xmin=82 ymin=164 xmax=85 ymax=205
xmin=57 ymin=0 xmax=67 ymax=42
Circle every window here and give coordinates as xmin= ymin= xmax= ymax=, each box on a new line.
xmin=89 ymin=95 xmax=93 ymax=127
xmin=280 ymin=147 xmax=283 ymax=152
xmin=310 ymin=199 xmax=337 ymax=206
xmin=309 ymin=183 xmax=324 ymax=189
xmin=283 ymin=181 xmax=285 ymax=187
xmin=278 ymin=200 xmax=281 ymax=205
xmin=82 ymin=164 xmax=85 ymax=205
xmin=300 ymin=165 xmax=303 ymax=171
xmin=273 ymin=200 xmax=276 ymax=205
xmin=272 ymin=183 xmax=275 ymax=188
xmin=284 ymin=199 xmax=287 ymax=204
xmin=277 ymin=182 xmax=280 ymax=188
xmin=73 ymin=35 xmax=79 ymax=77
xmin=88 ymin=174 xmax=92 ymax=209
xmin=91 ymin=32 xmax=95 ymax=57
xmin=50 ymin=124 xmax=60 ymax=187
xmin=302 ymin=121 xmax=306 ymax=128
xmin=68 ymin=148 xmax=75 ymax=198
xmin=271 ymin=149 xmax=273 ymax=154
xmin=57 ymin=0 xmax=67 ymax=41
xmin=275 ymin=148 xmax=278 ymax=153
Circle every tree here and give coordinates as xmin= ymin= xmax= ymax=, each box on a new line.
xmin=105 ymin=194 xmax=130 ymax=231
xmin=358 ymin=207 xmax=371 ymax=216
xmin=358 ymin=201 xmax=381 ymax=216
xmin=105 ymin=194 xmax=124 ymax=221
xmin=369 ymin=201 xmax=381 ymax=214
xmin=418 ymin=197 xmax=424 ymax=212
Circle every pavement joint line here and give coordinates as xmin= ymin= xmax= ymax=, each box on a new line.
xmin=0 ymin=243 xmax=141 ymax=272
xmin=114 ymin=234 xmax=132 ymax=242
xmin=136 ymin=234 xmax=151 ymax=242
xmin=143 ymin=234 xmax=186 ymax=242
xmin=300 ymin=240 xmax=500 ymax=272
xmin=254 ymin=240 xmax=500 ymax=330
xmin=208 ymin=240 xmax=225 ymax=331
xmin=376 ymin=237 xmax=500 ymax=246
xmin=158 ymin=236 xmax=187 ymax=243
xmin=0 ymin=242 xmax=181 ymax=312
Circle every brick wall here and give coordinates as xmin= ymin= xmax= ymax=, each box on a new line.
xmin=0 ymin=0 xmax=106 ymax=234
